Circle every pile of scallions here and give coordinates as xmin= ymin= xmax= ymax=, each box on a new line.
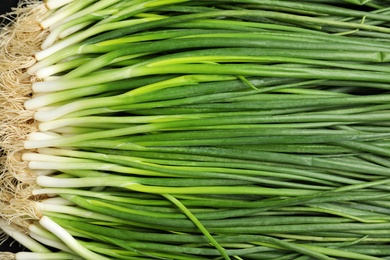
xmin=3 ymin=0 xmax=390 ymax=259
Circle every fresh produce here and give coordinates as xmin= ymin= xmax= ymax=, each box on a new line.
xmin=2 ymin=0 xmax=390 ymax=259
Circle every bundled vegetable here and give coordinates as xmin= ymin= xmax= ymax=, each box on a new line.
xmin=3 ymin=0 xmax=390 ymax=259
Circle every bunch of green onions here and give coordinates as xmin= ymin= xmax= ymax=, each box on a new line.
xmin=3 ymin=0 xmax=390 ymax=259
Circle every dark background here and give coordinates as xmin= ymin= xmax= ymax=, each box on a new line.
xmin=1 ymin=0 xmax=20 ymax=16
xmin=1 ymin=0 xmax=30 ymax=253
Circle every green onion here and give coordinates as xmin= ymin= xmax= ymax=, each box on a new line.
xmin=4 ymin=1 xmax=390 ymax=259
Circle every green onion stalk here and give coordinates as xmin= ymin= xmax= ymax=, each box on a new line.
xmin=4 ymin=0 xmax=390 ymax=259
